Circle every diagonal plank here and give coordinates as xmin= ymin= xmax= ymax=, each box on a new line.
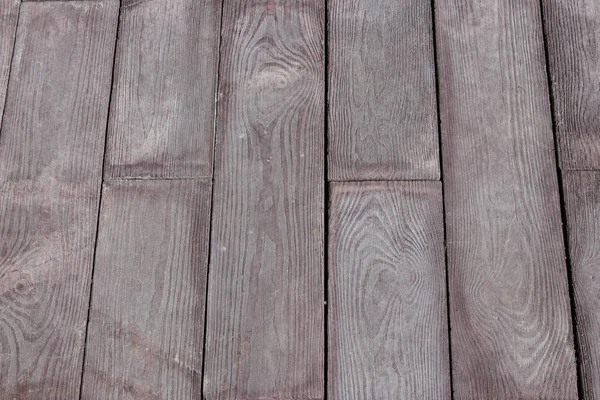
xmin=328 ymin=0 xmax=439 ymax=181
xmin=328 ymin=181 xmax=450 ymax=399
xmin=203 ymin=1 xmax=325 ymax=399
xmin=81 ymin=179 xmax=212 ymax=399
xmin=435 ymin=0 xmax=578 ymax=397
xmin=563 ymin=171 xmax=600 ymax=399
xmin=543 ymin=0 xmax=600 ymax=170
xmin=0 ymin=1 xmax=117 ymax=398
xmin=0 ymin=0 xmax=18 ymax=123
xmin=104 ymin=0 xmax=222 ymax=179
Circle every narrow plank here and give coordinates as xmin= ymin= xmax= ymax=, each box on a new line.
xmin=435 ymin=1 xmax=578 ymax=398
xmin=543 ymin=0 xmax=600 ymax=170
xmin=0 ymin=0 xmax=19 ymax=123
xmin=0 ymin=1 xmax=117 ymax=398
xmin=563 ymin=171 xmax=600 ymax=399
xmin=203 ymin=1 xmax=324 ymax=399
xmin=81 ymin=179 xmax=211 ymax=399
xmin=328 ymin=0 xmax=439 ymax=181
xmin=103 ymin=0 xmax=222 ymax=179
xmin=328 ymin=181 xmax=450 ymax=399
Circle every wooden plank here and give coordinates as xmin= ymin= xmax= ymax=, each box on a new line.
xmin=563 ymin=171 xmax=600 ymax=399
xmin=328 ymin=181 xmax=450 ymax=399
xmin=435 ymin=1 xmax=578 ymax=398
xmin=543 ymin=0 xmax=600 ymax=170
xmin=0 ymin=1 xmax=117 ymax=398
xmin=103 ymin=0 xmax=222 ymax=179
xmin=328 ymin=0 xmax=439 ymax=181
xmin=0 ymin=0 xmax=19 ymax=123
xmin=203 ymin=1 xmax=324 ymax=399
xmin=81 ymin=179 xmax=211 ymax=399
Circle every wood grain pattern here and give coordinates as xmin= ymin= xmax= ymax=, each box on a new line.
xmin=563 ymin=171 xmax=600 ymax=399
xmin=328 ymin=0 xmax=439 ymax=180
xmin=203 ymin=1 xmax=324 ymax=399
xmin=435 ymin=1 xmax=578 ymax=398
xmin=0 ymin=2 xmax=117 ymax=398
xmin=0 ymin=0 xmax=19 ymax=124
xmin=104 ymin=0 xmax=222 ymax=178
xmin=328 ymin=181 xmax=450 ymax=399
xmin=81 ymin=179 xmax=212 ymax=400
xmin=543 ymin=0 xmax=600 ymax=170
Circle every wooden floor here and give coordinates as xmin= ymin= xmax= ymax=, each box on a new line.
xmin=0 ymin=0 xmax=599 ymax=399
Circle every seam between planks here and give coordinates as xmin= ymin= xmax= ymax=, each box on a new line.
xmin=103 ymin=176 xmax=213 ymax=181
xmin=0 ymin=0 xmax=21 ymax=141
xmin=538 ymin=0 xmax=584 ymax=398
xmin=324 ymin=0 xmax=330 ymax=397
xmin=328 ymin=177 xmax=442 ymax=183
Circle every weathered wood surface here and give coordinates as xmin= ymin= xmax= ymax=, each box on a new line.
xmin=203 ymin=0 xmax=325 ymax=399
xmin=543 ymin=0 xmax=600 ymax=170
xmin=328 ymin=181 xmax=450 ymax=399
xmin=81 ymin=179 xmax=211 ymax=400
xmin=0 ymin=2 xmax=117 ymax=398
xmin=435 ymin=1 xmax=578 ymax=398
xmin=104 ymin=0 xmax=222 ymax=179
xmin=0 ymin=0 xmax=18 ymax=123
xmin=328 ymin=0 xmax=439 ymax=181
xmin=563 ymin=171 xmax=600 ymax=399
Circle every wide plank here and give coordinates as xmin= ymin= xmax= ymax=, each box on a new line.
xmin=0 ymin=1 xmax=117 ymax=398
xmin=435 ymin=1 xmax=578 ymax=398
xmin=328 ymin=181 xmax=450 ymax=399
xmin=328 ymin=0 xmax=439 ymax=180
xmin=543 ymin=0 xmax=600 ymax=170
xmin=0 ymin=0 xmax=18 ymax=122
xmin=104 ymin=0 xmax=222 ymax=178
xmin=203 ymin=1 xmax=325 ymax=399
xmin=563 ymin=171 xmax=600 ymax=399
xmin=81 ymin=179 xmax=212 ymax=400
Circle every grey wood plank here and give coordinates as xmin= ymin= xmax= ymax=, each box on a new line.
xmin=328 ymin=181 xmax=450 ymax=399
xmin=435 ymin=1 xmax=578 ymax=398
xmin=81 ymin=179 xmax=211 ymax=400
xmin=0 ymin=0 xmax=19 ymax=124
xmin=328 ymin=0 xmax=439 ymax=181
xmin=563 ymin=171 xmax=600 ymax=399
xmin=103 ymin=0 xmax=222 ymax=179
xmin=203 ymin=1 xmax=325 ymax=398
xmin=0 ymin=1 xmax=117 ymax=398
xmin=543 ymin=0 xmax=600 ymax=170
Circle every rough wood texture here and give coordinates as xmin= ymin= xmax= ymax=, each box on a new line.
xmin=328 ymin=0 xmax=439 ymax=181
xmin=0 ymin=0 xmax=19 ymax=123
xmin=563 ymin=171 xmax=600 ymax=399
xmin=435 ymin=1 xmax=578 ymax=398
xmin=328 ymin=181 xmax=450 ymax=399
xmin=0 ymin=2 xmax=117 ymax=398
xmin=543 ymin=0 xmax=600 ymax=170
xmin=203 ymin=1 xmax=324 ymax=399
xmin=81 ymin=179 xmax=211 ymax=400
xmin=104 ymin=0 xmax=222 ymax=178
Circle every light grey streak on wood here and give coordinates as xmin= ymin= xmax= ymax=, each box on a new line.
xmin=0 ymin=0 xmax=19 ymax=125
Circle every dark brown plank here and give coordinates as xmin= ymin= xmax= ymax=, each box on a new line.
xmin=203 ymin=1 xmax=324 ymax=399
xmin=81 ymin=179 xmax=211 ymax=399
xmin=0 ymin=0 xmax=19 ymax=122
xmin=328 ymin=0 xmax=439 ymax=181
xmin=328 ymin=181 xmax=450 ymax=399
xmin=104 ymin=0 xmax=222 ymax=179
xmin=435 ymin=1 xmax=578 ymax=398
xmin=563 ymin=171 xmax=600 ymax=399
xmin=543 ymin=0 xmax=600 ymax=170
xmin=0 ymin=1 xmax=117 ymax=398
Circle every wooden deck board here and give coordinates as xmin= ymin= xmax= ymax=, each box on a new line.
xmin=435 ymin=0 xmax=578 ymax=397
xmin=328 ymin=0 xmax=439 ymax=180
xmin=203 ymin=1 xmax=325 ymax=398
xmin=81 ymin=179 xmax=212 ymax=400
xmin=328 ymin=181 xmax=450 ymax=399
xmin=543 ymin=0 xmax=600 ymax=170
xmin=104 ymin=0 xmax=222 ymax=179
xmin=0 ymin=1 xmax=117 ymax=397
xmin=563 ymin=171 xmax=600 ymax=399
xmin=0 ymin=0 xmax=18 ymax=123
